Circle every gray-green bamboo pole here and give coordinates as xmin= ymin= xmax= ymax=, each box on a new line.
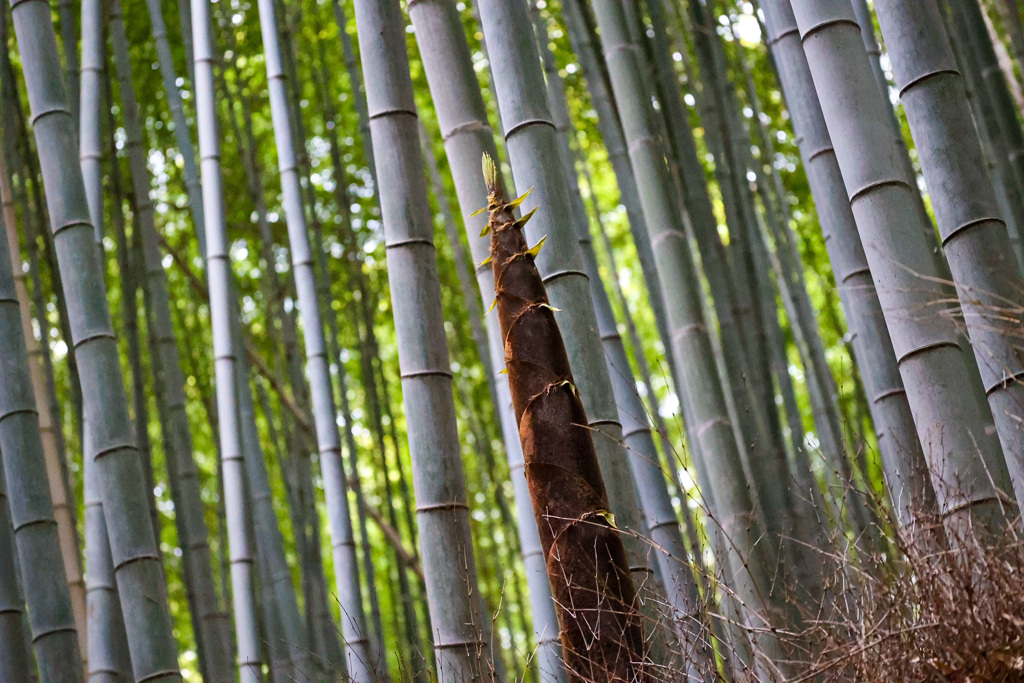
xmin=331 ymin=0 xmax=375 ymax=185
xmin=105 ymin=60 xmax=164 ymax=567
xmin=353 ymin=1 xmax=493 ymax=679
xmin=946 ymin=6 xmax=1024 ymax=274
xmin=83 ymin=421 xmax=133 ymax=683
xmin=790 ymin=0 xmax=1014 ymax=539
xmin=208 ymin=40 xmax=322 ymax=678
xmin=578 ymin=158 xmax=681 ymax=495
xmin=948 ymin=0 xmax=1024 ymax=265
xmin=850 ymin=0 xmax=957 ymax=267
xmin=208 ymin=15 xmax=343 ymax=666
xmin=557 ymin=0 xmax=675 ymax=372
xmin=307 ymin=31 xmax=417 ymax=679
xmin=530 ymin=5 xmax=713 ymax=673
xmin=269 ymin=7 xmax=381 ymax=668
xmin=0 ymin=156 xmax=82 ymax=683
xmin=637 ymin=0 xmax=799 ymax=508
xmin=0 ymin=444 xmax=32 ymax=683
xmin=141 ymin=0 xmax=206 ymax=247
xmin=405 ymin=3 xmax=564 ymax=681
xmin=685 ymin=1 xmax=790 ymax=461
xmin=873 ymin=0 xmax=1024 ymax=513
xmin=666 ymin=0 xmax=820 ymax=577
xmin=191 ymin=0 xmax=266 ymax=679
xmin=8 ymin=0 xmax=184 ymax=677
xmin=58 ymin=0 xmax=78 ymax=130
xmin=0 ymin=124 xmax=86 ymax=667
xmin=0 ymin=31 xmax=84 ymax=457
xmin=78 ymin=0 xmax=102 ymax=245
xmin=107 ymin=2 xmax=235 ymax=676
xmin=236 ymin=351 xmax=314 ymax=681
xmin=419 ymin=122 xmax=498 ymax=410
xmin=726 ymin=25 xmax=877 ymax=548
xmin=254 ymin=1 xmax=376 ymax=679
xmin=580 ymin=0 xmax=800 ymax=673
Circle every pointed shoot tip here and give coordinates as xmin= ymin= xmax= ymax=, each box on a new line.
xmin=482 ymin=153 xmax=499 ymax=194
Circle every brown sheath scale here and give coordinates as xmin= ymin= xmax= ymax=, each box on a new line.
xmin=480 ymin=154 xmax=650 ymax=683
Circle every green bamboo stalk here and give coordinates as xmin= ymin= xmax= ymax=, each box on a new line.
xmin=405 ymin=4 xmax=564 ymax=680
xmin=789 ymin=0 xmax=1013 ymax=540
xmin=0 ymin=112 xmax=83 ymax=683
xmin=254 ymin=1 xmax=377 ymax=678
xmin=331 ymin=0 xmax=375 ymax=185
xmin=530 ymin=5 xmax=714 ymax=673
xmin=8 ymin=0 xmax=182 ymax=677
xmin=191 ymin=0 xmax=268 ymax=678
xmin=58 ymin=0 xmax=77 ymax=129
xmin=0 ymin=34 xmax=83 ymax=459
xmin=0 ymin=116 xmax=86 ymax=669
xmin=0 ymin=442 xmax=32 ymax=683
xmin=78 ymin=0 xmax=102 ymax=245
xmin=874 ymin=0 xmax=1024 ymax=513
xmin=556 ymin=0 xmax=675 ymax=372
xmin=578 ymin=0 xmax=801 ymax=675
xmin=107 ymin=1 xmax=235 ymax=676
xmin=141 ymin=0 xmax=206 ymax=247
xmin=83 ymin=421 xmax=133 ymax=683
xmin=353 ymin=1 xmax=494 ymax=679
xmin=208 ymin=37 xmax=319 ymax=677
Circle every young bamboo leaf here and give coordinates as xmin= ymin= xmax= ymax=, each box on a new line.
xmin=514 ymin=207 xmax=538 ymax=229
xmin=526 ymin=234 xmax=546 ymax=258
xmin=507 ymin=186 xmax=533 ymax=208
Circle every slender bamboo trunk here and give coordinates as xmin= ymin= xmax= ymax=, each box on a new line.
xmin=107 ymin=2 xmax=236 ymax=676
xmin=790 ymin=0 xmax=1013 ymax=541
xmin=0 ymin=447 xmax=32 ymax=683
xmin=254 ymin=2 xmax=376 ymax=679
xmin=405 ymin=4 xmax=564 ymax=681
xmin=141 ymin=0 xmax=206 ymax=246
xmin=78 ymin=0 xmax=102 ymax=245
xmin=58 ymin=0 xmax=78 ymax=130
xmin=331 ymin=0 xmax=375 ymax=185
xmin=0 ymin=110 xmax=86 ymax=668
xmin=947 ymin=5 xmax=1024 ymax=273
xmin=530 ymin=6 xmax=713 ymax=674
xmin=353 ymin=2 xmax=494 ymax=679
xmin=277 ymin=5 xmax=385 ymax=670
xmin=83 ymin=421 xmax=134 ymax=683
xmin=578 ymin=159 xmax=681 ymax=499
xmin=309 ymin=35 xmax=427 ymax=664
xmin=0 ymin=33 xmax=83 ymax=457
xmin=209 ymin=38 xmax=318 ymax=678
xmin=579 ymin=0 xmax=797 ymax=675
xmin=104 ymin=62 xmax=164 ymax=566
xmin=873 ymin=0 xmax=1024 ymax=514
xmin=647 ymin=4 xmax=823 ymax=585
xmin=981 ymin=4 xmax=1024 ymax=109
xmin=191 ymin=0 xmax=267 ymax=679
xmin=556 ymin=0 xmax=675 ymax=371
xmin=0 ymin=148 xmax=82 ymax=683
xmin=8 ymin=0 xmax=183 ymax=677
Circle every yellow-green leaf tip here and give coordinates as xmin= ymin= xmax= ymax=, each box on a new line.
xmin=508 ymin=186 xmax=533 ymax=208
xmin=526 ymin=234 xmax=547 ymax=258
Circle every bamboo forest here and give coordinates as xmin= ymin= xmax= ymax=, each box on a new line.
xmin=5 ymin=0 xmax=1024 ymax=679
